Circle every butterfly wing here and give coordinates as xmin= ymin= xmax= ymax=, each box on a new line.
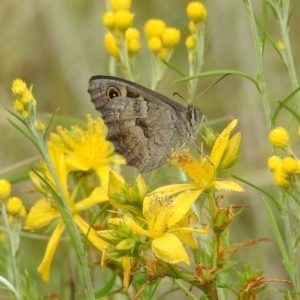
xmin=88 ymin=76 xmax=198 ymax=172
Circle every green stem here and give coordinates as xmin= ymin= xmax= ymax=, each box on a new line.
xmin=207 ymin=190 xmax=218 ymax=268
xmin=33 ymin=134 xmax=95 ymax=300
xmin=173 ymin=279 xmax=198 ymax=300
xmin=119 ymin=34 xmax=134 ymax=81
xmin=275 ymin=2 xmax=300 ymax=111
xmin=243 ymin=0 xmax=271 ymax=128
xmin=0 ymin=204 xmax=22 ymax=300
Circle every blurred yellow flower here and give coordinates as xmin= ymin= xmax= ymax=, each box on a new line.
xmin=11 ymin=78 xmax=36 ymax=119
xmin=162 ymin=27 xmax=181 ymax=48
xmin=268 ymin=127 xmax=289 ymax=150
xmin=186 ymin=35 xmax=196 ymax=50
xmin=104 ymin=32 xmax=120 ymax=59
xmin=11 ymin=79 xmax=27 ymax=96
xmin=267 ymin=155 xmax=281 ymax=172
xmin=102 ymin=12 xmax=115 ymax=31
xmin=114 ymin=10 xmax=134 ymax=32
xmin=36 ymin=121 xmax=45 ymax=131
xmin=186 ymin=1 xmax=207 ymax=23
xmin=281 ymin=157 xmax=300 ymax=175
xmin=0 ymin=179 xmax=11 ymax=201
xmin=144 ymin=19 xmax=166 ymax=39
xmin=21 ymin=90 xmax=35 ymax=104
xmin=125 ymin=28 xmax=141 ymax=55
xmin=273 ymin=170 xmax=290 ymax=188
xmin=277 ymin=40 xmax=285 ymax=50
xmin=147 ymin=36 xmax=162 ymax=53
xmin=188 ymin=20 xmax=196 ymax=33
xmin=6 ymin=197 xmax=26 ymax=218
xmin=110 ymin=0 xmax=131 ymax=12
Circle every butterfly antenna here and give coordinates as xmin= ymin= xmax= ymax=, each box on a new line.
xmin=194 ymin=73 xmax=231 ymax=101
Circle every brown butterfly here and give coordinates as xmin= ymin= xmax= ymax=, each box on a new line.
xmin=88 ymin=75 xmax=201 ymax=172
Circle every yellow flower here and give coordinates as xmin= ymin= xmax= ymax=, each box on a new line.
xmin=277 ymin=40 xmax=285 ymax=50
xmin=268 ymin=127 xmax=289 ymax=150
xmin=114 ymin=10 xmax=134 ymax=32
xmin=109 ymin=191 xmax=208 ymax=265
xmin=147 ymin=36 xmax=162 ymax=53
xmin=13 ymin=99 xmax=24 ymax=112
xmin=104 ymin=32 xmax=120 ymax=59
xmin=11 ymin=78 xmax=36 ymax=119
xmin=298 ymin=126 xmax=300 ymax=137
xmin=162 ymin=27 xmax=181 ymax=48
xmin=11 ymin=79 xmax=27 ymax=96
xmin=125 ymin=28 xmax=141 ymax=55
xmin=110 ymin=0 xmax=131 ymax=12
xmin=21 ymin=90 xmax=35 ymax=104
xmin=102 ymin=12 xmax=115 ymax=31
xmin=186 ymin=1 xmax=207 ymax=23
xmin=170 ymin=120 xmax=244 ymax=193
xmin=0 ymin=179 xmax=11 ymax=201
xmin=158 ymin=47 xmax=170 ymax=60
xmin=21 ymin=111 xmax=29 ymax=119
xmin=49 ymin=115 xmax=125 ymax=186
xmin=186 ymin=35 xmax=196 ymax=50
xmin=6 ymin=197 xmax=26 ymax=218
xmin=188 ymin=20 xmax=196 ymax=33
xmin=24 ymin=144 xmax=108 ymax=282
xmin=144 ymin=19 xmax=166 ymax=39
xmin=281 ymin=157 xmax=299 ymax=175
xmin=273 ymin=170 xmax=290 ymax=188
xmin=36 ymin=121 xmax=45 ymax=131
xmin=268 ymin=155 xmax=281 ymax=172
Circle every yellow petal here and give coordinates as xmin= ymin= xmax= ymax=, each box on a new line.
xmin=136 ymin=174 xmax=148 ymax=199
xmin=166 ymin=189 xmax=203 ymax=227
xmin=121 ymin=257 xmax=133 ymax=292
xmin=152 ymin=233 xmax=190 ymax=264
xmin=38 ymin=221 xmax=65 ymax=282
xmin=218 ymin=132 xmax=241 ymax=170
xmin=210 ymin=120 xmax=238 ymax=168
xmin=145 ymin=183 xmax=198 ymax=201
xmin=213 ymin=180 xmax=244 ymax=192
xmin=108 ymin=170 xmax=125 ymax=195
xmin=74 ymin=186 xmax=108 ymax=212
xmin=74 ymin=215 xmax=106 ymax=251
xmin=24 ymin=199 xmax=60 ymax=230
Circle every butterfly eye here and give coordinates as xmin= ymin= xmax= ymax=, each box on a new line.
xmin=107 ymin=87 xmax=121 ymax=100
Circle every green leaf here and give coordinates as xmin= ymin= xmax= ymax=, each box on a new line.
xmin=175 ymin=70 xmax=261 ymax=93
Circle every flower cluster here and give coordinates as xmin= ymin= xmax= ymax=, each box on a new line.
xmin=97 ymin=171 xmax=209 ymax=290
xmin=102 ymin=0 xmax=140 ymax=78
xmin=144 ymin=19 xmax=180 ymax=61
xmin=268 ymin=126 xmax=300 ymax=188
xmin=185 ymin=1 xmax=207 ymax=52
xmin=0 ymin=179 xmax=26 ymax=223
xmin=11 ymin=79 xmax=45 ymax=132
xmin=23 ymin=114 xmax=126 ymax=281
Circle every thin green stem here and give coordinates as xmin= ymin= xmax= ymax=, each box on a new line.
xmin=32 ymin=132 xmax=95 ymax=300
xmin=0 ymin=204 xmax=22 ymax=300
xmin=243 ymin=0 xmax=271 ymax=128
xmin=274 ymin=2 xmax=300 ymax=111
xmin=173 ymin=279 xmax=198 ymax=300
xmin=207 ymin=190 xmax=218 ymax=268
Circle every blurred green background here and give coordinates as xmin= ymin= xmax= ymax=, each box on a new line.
xmin=1 ymin=0 xmax=300 ymax=298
